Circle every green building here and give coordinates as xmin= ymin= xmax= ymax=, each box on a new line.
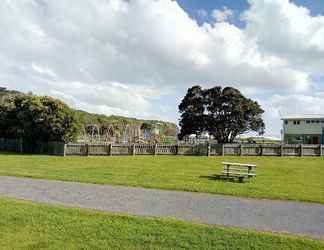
xmin=282 ymin=115 xmax=324 ymax=144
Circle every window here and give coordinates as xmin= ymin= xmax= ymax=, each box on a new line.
xmin=293 ymin=120 xmax=300 ymax=125
xmin=284 ymin=120 xmax=288 ymax=125
xmin=316 ymin=120 xmax=320 ymax=123
xmin=311 ymin=120 xmax=315 ymax=123
xmin=306 ymin=120 xmax=311 ymax=124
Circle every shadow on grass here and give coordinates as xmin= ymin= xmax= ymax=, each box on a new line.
xmin=199 ymin=174 xmax=246 ymax=183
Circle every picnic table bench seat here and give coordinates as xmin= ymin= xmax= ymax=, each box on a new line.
xmin=221 ymin=162 xmax=256 ymax=182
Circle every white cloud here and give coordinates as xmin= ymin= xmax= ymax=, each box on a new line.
xmin=31 ymin=63 xmax=57 ymax=78
xmin=212 ymin=7 xmax=234 ymax=22
xmin=266 ymin=93 xmax=324 ymax=117
xmin=0 ymin=0 xmax=324 ymax=136
xmin=243 ymin=0 xmax=324 ymax=73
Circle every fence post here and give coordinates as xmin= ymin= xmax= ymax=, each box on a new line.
xmin=300 ymin=144 xmax=303 ymax=157
xmin=19 ymin=139 xmax=23 ymax=153
xmin=85 ymin=144 xmax=89 ymax=156
xmin=239 ymin=144 xmax=243 ymax=156
xmin=207 ymin=143 xmax=211 ymax=157
xmin=132 ymin=144 xmax=136 ymax=156
xmin=109 ymin=143 xmax=113 ymax=156
xmin=154 ymin=143 xmax=157 ymax=156
xmin=259 ymin=144 xmax=263 ymax=156
xmin=319 ymin=144 xmax=322 ymax=157
xmin=63 ymin=144 xmax=66 ymax=157
xmin=175 ymin=144 xmax=179 ymax=155
xmin=280 ymin=144 xmax=283 ymax=157
xmin=222 ymin=144 xmax=225 ymax=156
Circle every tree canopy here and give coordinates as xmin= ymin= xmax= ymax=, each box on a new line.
xmin=178 ymin=86 xmax=265 ymax=143
xmin=0 ymin=95 xmax=79 ymax=143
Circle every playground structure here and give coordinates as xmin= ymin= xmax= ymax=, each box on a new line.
xmin=79 ymin=124 xmax=162 ymax=144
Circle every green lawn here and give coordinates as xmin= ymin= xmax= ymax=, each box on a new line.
xmin=0 ymin=154 xmax=323 ymax=203
xmin=0 ymin=197 xmax=323 ymax=250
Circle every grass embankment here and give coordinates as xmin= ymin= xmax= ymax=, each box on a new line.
xmin=0 ymin=198 xmax=323 ymax=249
xmin=0 ymin=154 xmax=323 ymax=203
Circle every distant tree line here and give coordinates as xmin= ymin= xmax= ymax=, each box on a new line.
xmin=0 ymin=85 xmax=262 ymax=145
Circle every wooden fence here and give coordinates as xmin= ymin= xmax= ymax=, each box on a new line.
xmin=0 ymin=138 xmax=323 ymax=157
xmin=0 ymin=139 xmax=65 ymax=156
xmin=0 ymin=138 xmax=22 ymax=152
xmin=65 ymin=143 xmax=324 ymax=157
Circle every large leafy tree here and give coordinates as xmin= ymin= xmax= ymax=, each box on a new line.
xmin=0 ymin=95 xmax=79 ymax=143
xmin=178 ymin=86 xmax=265 ymax=143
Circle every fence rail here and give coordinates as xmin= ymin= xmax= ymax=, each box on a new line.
xmin=64 ymin=143 xmax=324 ymax=157
xmin=0 ymin=138 xmax=323 ymax=157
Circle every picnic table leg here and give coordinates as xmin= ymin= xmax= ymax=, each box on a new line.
xmin=226 ymin=164 xmax=230 ymax=179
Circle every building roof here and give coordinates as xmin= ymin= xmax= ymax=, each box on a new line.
xmin=281 ymin=114 xmax=324 ymax=120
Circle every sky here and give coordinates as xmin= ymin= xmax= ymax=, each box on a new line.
xmin=1 ymin=0 xmax=324 ymax=138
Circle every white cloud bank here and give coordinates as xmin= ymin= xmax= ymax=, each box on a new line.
xmin=0 ymin=0 xmax=324 ymax=136
xmin=244 ymin=0 xmax=324 ymax=73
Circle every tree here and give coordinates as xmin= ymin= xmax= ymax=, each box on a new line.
xmin=178 ymin=86 xmax=265 ymax=143
xmin=0 ymin=95 xmax=79 ymax=143
xmin=140 ymin=122 xmax=154 ymax=131
xmin=0 ymin=100 xmax=19 ymax=139
xmin=178 ymin=86 xmax=207 ymax=139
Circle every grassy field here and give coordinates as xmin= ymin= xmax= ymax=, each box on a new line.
xmin=0 ymin=197 xmax=323 ymax=249
xmin=0 ymin=154 xmax=323 ymax=203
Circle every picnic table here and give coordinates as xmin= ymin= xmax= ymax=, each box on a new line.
xmin=221 ymin=162 xmax=256 ymax=182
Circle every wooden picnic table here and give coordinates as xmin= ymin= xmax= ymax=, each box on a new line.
xmin=221 ymin=162 xmax=256 ymax=182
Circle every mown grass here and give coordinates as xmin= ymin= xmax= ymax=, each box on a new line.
xmin=0 ymin=197 xmax=323 ymax=250
xmin=0 ymin=154 xmax=323 ymax=203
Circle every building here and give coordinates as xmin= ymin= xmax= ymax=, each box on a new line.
xmin=281 ymin=115 xmax=324 ymax=144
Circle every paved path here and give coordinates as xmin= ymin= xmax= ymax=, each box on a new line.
xmin=0 ymin=176 xmax=323 ymax=239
